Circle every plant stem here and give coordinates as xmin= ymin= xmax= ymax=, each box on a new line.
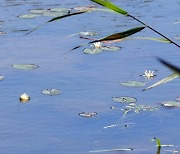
xmin=128 ymin=14 xmax=180 ymax=48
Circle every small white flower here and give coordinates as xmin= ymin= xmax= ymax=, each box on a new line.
xmin=93 ymin=42 xmax=102 ymax=48
xmin=19 ymin=93 xmax=30 ymax=102
xmin=142 ymin=70 xmax=156 ymax=79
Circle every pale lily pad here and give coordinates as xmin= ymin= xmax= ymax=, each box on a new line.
xmin=79 ymin=31 xmax=99 ymax=36
xmin=161 ymin=101 xmax=180 ymax=108
xmin=0 ymin=76 xmax=5 ymax=80
xmin=120 ymin=80 xmax=145 ymax=87
xmin=12 ymin=64 xmax=39 ymax=70
xmin=79 ymin=112 xmax=97 ymax=117
xmin=42 ymin=12 xmax=67 ymax=17
xmin=112 ymin=96 xmax=137 ymax=103
xmin=42 ymin=89 xmax=61 ymax=95
xmin=50 ymin=8 xmax=70 ymax=13
xmin=83 ymin=48 xmax=103 ymax=54
xmin=18 ymin=14 xmax=40 ymax=19
xmin=100 ymin=46 xmax=121 ymax=51
xmin=30 ymin=9 xmax=49 ymax=14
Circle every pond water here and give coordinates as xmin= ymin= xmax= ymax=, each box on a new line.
xmin=0 ymin=0 xmax=179 ymax=154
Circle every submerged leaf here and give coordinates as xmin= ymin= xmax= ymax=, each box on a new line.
xmin=120 ymin=80 xmax=145 ymax=87
xmin=143 ymin=73 xmax=179 ymax=91
xmin=91 ymin=26 xmax=145 ymax=43
xmin=91 ymin=0 xmax=128 ymax=15
xmin=42 ymin=89 xmax=61 ymax=95
xmin=12 ymin=64 xmax=39 ymax=70
xmin=112 ymin=96 xmax=137 ymax=103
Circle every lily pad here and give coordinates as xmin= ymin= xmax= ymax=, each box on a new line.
xmin=12 ymin=64 xmax=39 ymax=70
xmin=42 ymin=11 xmax=67 ymax=17
xmin=161 ymin=101 xmax=180 ymax=108
xmin=0 ymin=76 xmax=5 ymax=80
xmin=120 ymin=80 xmax=145 ymax=87
xmin=100 ymin=46 xmax=121 ymax=51
xmin=50 ymin=8 xmax=70 ymax=13
xmin=30 ymin=9 xmax=49 ymax=14
xmin=42 ymin=89 xmax=61 ymax=95
xmin=79 ymin=31 xmax=99 ymax=36
xmin=79 ymin=112 xmax=97 ymax=117
xmin=83 ymin=48 xmax=103 ymax=54
xmin=18 ymin=14 xmax=40 ymax=19
xmin=112 ymin=96 xmax=137 ymax=103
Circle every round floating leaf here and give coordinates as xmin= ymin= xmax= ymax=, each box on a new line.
xmin=0 ymin=76 xmax=5 ymax=80
xmin=30 ymin=9 xmax=49 ymax=14
xmin=79 ymin=112 xmax=97 ymax=117
xmin=83 ymin=48 xmax=103 ymax=54
xmin=112 ymin=96 xmax=137 ymax=103
xmin=12 ymin=64 xmax=39 ymax=70
xmin=100 ymin=46 xmax=121 ymax=51
xmin=120 ymin=80 xmax=145 ymax=87
xmin=79 ymin=31 xmax=99 ymax=36
xmin=18 ymin=14 xmax=40 ymax=19
xmin=43 ymin=12 xmax=67 ymax=17
xmin=50 ymin=8 xmax=70 ymax=13
xmin=42 ymin=89 xmax=61 ymax=96
xmin=161 ymin=101 xmax=180 ymax=108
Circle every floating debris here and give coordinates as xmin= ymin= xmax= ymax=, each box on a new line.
xmin=112 ymin=96 xmax=137 ymax=103
xmin=0 ymin=75 xmax=5 ymax=80
xmin=79 ymin=112 xmax=97 ymax=118
xmin=0 ymin=31 xmax=5 ymax=35
xmin=19 ymin=93 xmax=30 ymax=103
xmin=120 ymin=80 xmax=145 ymax=87
xmin=12 ymin=64 xmax=39 ymax=70
xmin=140 ymin=70 xmax=157 ymax=79
xmin=176 ymin=97 xmax=180 ymax=101
xmin=160 ymin=101 xmax=180 ymax=108
xmin=79 ymin=31 xmax=99 ymax=36
xmin=42 ymin=89 xmax=61 ymax=96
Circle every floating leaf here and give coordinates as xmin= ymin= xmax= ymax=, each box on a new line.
xmin=79 ymin=31 xmax=99 ymax=36
xmin=18 ymin=14 xmax=40 ymax=19
xmin=143 ymin=73 xmax=179 ymax=91
xmin=91 ymin=0 xmax=128 ymax=15
xmin=50 ymin=8 xmax=70 ymax=13
xmin=112 ymin=96 xmax=137 ymax=103
xmin=79 ymin=112 xmax=97 ymax=117
xmin=42 ymin=89 xmax=61 ymax=95
xmin=0 ymin=76 xmax=5 ymax=80
xmin=120 ymin=80 xmax=145 ymax=87
xmin=100 ymin=46 xmax=121 ymax=51
xmin=89 ymin=148 xmax=133 ymax=153
xmin=43 ymin=12 xmax=67 ymax=17
xmin=83 ymin=48 xmax=103 ymax=54
xmin=30 ymin=9 xmax=49 ymax=14
xmin=12 ymin=64 xmax=39 ymax=70
xmin=161 ymin=101 xmax=180 ymax=108
xmin=90 ymin=26 xmax=145 ymax=43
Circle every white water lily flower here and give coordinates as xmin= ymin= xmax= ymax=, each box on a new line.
xmin=19 ymin=93 xmax=30 ymax=102
xmin=142 ymin=70 xmax=156 ymax=79
xmin=93 ymin=42 xmax=102 ymax=48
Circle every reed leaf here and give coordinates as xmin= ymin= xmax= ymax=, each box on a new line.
xmin=91 ymin=0 xmax=128 ymax=15
xmin=90 ymin=26 xmax=145 ymax=43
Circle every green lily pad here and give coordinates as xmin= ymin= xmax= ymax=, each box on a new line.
xmin=100 ymin=46 xmax=121 ymax=51
xmin=12 ymin=64 xmax=39 ymax=70
xmin=42 ymin=89 xmax=61 ymax=95
xmin=83 ymin=48 xmax=103 ymax=54
xmin=112 ymin=96 xmax=137 ymax=103
xmin=120 ymin=80 xmax=145 ymax=87
xmin=161 ymin=101 xmax=180 ymax=108
xmin=0 ymin=76 xmax=5 ymax=80
xmin=18 ymin=14 xmax=40 ymax=19
xmin=30 ymin=9 xmax=49 ymax=14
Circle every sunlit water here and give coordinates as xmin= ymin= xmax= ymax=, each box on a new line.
xmin=0 ymin=0 xmax=179 ymax=154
